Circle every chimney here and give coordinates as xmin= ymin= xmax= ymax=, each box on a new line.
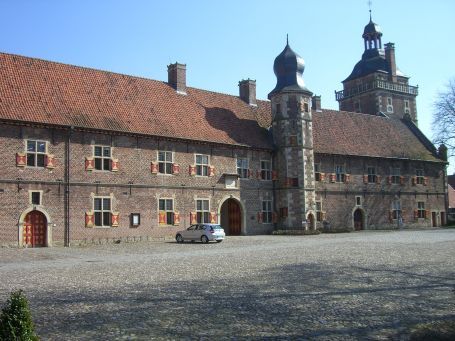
xmin=167 ymin=62 xmax=186 ymax=95
xmin=384 ymin=43 xmax=397 ymax=82
xmin=311 ymin=95 xmax=321 ymax=112
xmin=238 ymin=79 xmax=256 ymax=106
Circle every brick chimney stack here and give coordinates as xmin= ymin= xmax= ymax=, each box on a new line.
xmin=167 ymin=63 xmax=187 ymax=95
xmin=239 ymin=79 xmax=257 ymax=106
xmin=311 ymin=95 xmax=322 ymax=112
xmin=384 ymin=43 xmax=397 ymax=82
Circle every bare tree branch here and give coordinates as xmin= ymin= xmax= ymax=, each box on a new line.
xmin=432 ymin=78 xmax=455 ymax=160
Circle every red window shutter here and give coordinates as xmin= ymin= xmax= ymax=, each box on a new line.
xmin=45 ymin=154 xmax=56 ymax=169
xmin=387 ymin=176 xmax=392 ymax=184
xmin=189 ymin=165 xmax=196 ymax=176
xmin=423 ymin=177 xmax=429 ymax=186
xmin=414 ymin=209 xmax=419 ymax=220
xmin=345 ymin=174 xmax=351 ymax=183
xmin=388 ymin=211 xmax=393 ymax=223
xmin=376 ymin=175 xmax=381 ymax=184
xmin=209 ymin=212 xmax=217 ymax=224
xmin=173 ymin=212 xmax=180 ymax=226
xmin=320 ymin=172 xmax=325 ymax=182
xmin=172 ymin=163 xmax=180 ymax=175
xmin=322 ymin=211 xmax=326 ymax=221
xmin=272 ymin=212 xmax=278 ymax=223
xmin=190 ymin=212 xmax=197 ymax=224
xmin=151 ymin=162 xmax=158 ymax=174
xmin=85 ymin=157 xmax=94 ymax=171
xmin=399 ymin=176 xmax=404 ymax=185
xmin=159 ymin=211 xmax=166 ymax=225
xmin=330 ymin=173 xmax=336 ymax=183
xmin=16 ymin=153 xmax=27 ymax=167
xmin=110 ymin=159 xmax=119 ymax=172
xmin=85 ymin=211 xmax=94 ymax=228
xmin=257 ymin=212 xmax=263 ymax=223
xmin=208 ymin=166 xmax=215 ymax=177
xmin=111 ymin=212 xmax=119 ymax=227
xmin=272 ymin=171 xmax=278 ymax=181
xmin=363 ymin=175 xmax=368 ymax=184
xmin=411 ymin=177 xmax=416 ymax=186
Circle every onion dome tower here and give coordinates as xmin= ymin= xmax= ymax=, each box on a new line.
xmin=269 ymin=38 xmax=316 ymax=231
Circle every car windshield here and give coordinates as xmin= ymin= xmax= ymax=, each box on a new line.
xmin=207 ymin=225 xmax=222 ymax=230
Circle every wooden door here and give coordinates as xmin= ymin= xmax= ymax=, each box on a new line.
xmin=354 ymin=209 xmax=363 ymax=230
xmin=228 ymin=199 xmax=241 ymax=235
xmin=23 ymin=211 xmax=46 ymax=247
xmin=432 ymin=212 xmax=437 ymax=227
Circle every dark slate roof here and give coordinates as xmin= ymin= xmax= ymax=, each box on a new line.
xmin=0 ymin=52 xmax=443 ymax=163
xmin=0 ymin=52 xmax=272 ymax=149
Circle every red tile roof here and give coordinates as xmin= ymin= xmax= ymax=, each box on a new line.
xmin=0 ymin=52 xmax=443 ymax=162
xmin=0 ymin=52 xmax=272 ymax=149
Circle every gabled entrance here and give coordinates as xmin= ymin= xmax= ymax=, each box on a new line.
xmin=220 ymin=198 xmax=242 ymax=235
xmin=23 ymin=210 xmax=47 ymax=247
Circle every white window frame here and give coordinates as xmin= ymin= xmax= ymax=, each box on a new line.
xmin=416 ymin=169 xmax=424 ymax=185
xmin=195 ymin=154 xmax=209 ymax=177
xmin=26 ymin=140 xmax=47 ymax=168
xmin=93 ymin=145 xmax=111 ymax=171
xmin=30 ymin=190 xmax=43 ymax=206
xmin=237 ymin=157 xmax=249 ymax=179
xmin=355 ymin=196 xmax=362 ymax=206
xmin=392 ymin=200 xmax=401 ymax=220
xmin=387 ymin=97 xmax=394 ymax=113
xmin=260 ymin=160 xmax=272 ymax=181
xmin=391 ymin=167 xmax=401 ymax=184
xmin=196 ymin=199 xmax=210 ymax=224
xmin=316 ymin=201 xmax=323 ymax=222
xmin=93 ymin=196 xmax=112 ymax=228
xmin=159 ymin=198 xmax=175 ymax=225
xmin=417 ymin=201 xmax=425 ymax=218
xmin=262 ymin=200 xmax=273 ymax=224
xmin=158 ymin=151 xmax=173 ymax=175
xmin=314 ymin=163 xmax=321 ymax=182
xmin=404 ymin=100 xmax=410 ymax=114
xmin=335 ymin=165 xmax=346 ymax=183
xmin=367 ymin=166 xmax=377 ymax=183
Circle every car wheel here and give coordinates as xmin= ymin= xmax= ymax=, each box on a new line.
xmin=201 ymin=235 xmax=209 ymax=243
xmin=176 ymin=234 xmax=184 ymax=243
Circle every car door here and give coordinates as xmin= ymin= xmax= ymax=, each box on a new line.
xmin=182 ymin=225 xmax=197 ymax=240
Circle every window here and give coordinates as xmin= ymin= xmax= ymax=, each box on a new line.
xmin=404 ymin=100 xmax=410 ymax=114
xmin=315 ymin=163 xmax=321 ymax=181
xmin=237 ymin=158 xmax=249 ymax=178
xmin=31 ymin=192 xmax=41 ymax=205
xmin=195 ymin=154 xmax=209 ymax=176
xmin=392 ymin=200 xmax=401 ymax=220
xmin=356 ymin=196 xmax=362 ymax=206
xmin=416 ymin=169 xmax=424 ymax=185
xmin=367 ymin=167 xmax=376 ymax=183
xmin=260 ymin=160 xmax=271 ymax=180
xmin=391 ymin=167 xmax=400 ymax=184
xmin=335 ymin=165 xmax=345 ymax=183
xmin=158 ymin=151 xmax=173 ymax=174
xmin=387 ymin=97 xmax=393 ymax=113
xmin=159 ymin=199 xmax=174 ymax=225
xmin=26 ymin=140 xmax=46 ymax=167
xmin=316 ymin=201 xmax=323 ymax=222
xmin=196 ymin=199 xmax=210 ymax=223
xmin=354 ymin=101 xmax=361 ymax=113
xmin=94 ymin=197 xmax=112 ymax=227
xmin=94 ymin=146 xmax=111 ymax=171
xmin=417 ymin=202 xmax=425 ymax=218
xmin=262 ymin=200 xmax=272 ymax=224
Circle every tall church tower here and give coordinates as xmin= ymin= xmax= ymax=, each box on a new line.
xmin=335 ymin=13 xmax=419 ymax=123
xmin=269 ymin=40 xmax=316 ymax=229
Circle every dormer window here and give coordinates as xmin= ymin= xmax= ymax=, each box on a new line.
xmin=404 ymin=100 xmax=410 ymax=114
xmin=387 ymin=97 xmax=393 ymax=113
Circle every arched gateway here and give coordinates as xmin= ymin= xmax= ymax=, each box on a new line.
xmin=353 ymin=208 xmax=364 ymax=230
xmin=23 ymin=210 xmax=47 ymax=247
xmin=220 ymin=198 xmax=242 ymax=235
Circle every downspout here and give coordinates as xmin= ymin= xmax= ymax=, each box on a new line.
xmin=64 ymin=127 xmax=72 ymax=246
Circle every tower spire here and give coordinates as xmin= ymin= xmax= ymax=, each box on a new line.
xmin=368 ymin=0 xmax=372 ymax=22
xmin=286 ymin=34 xmax=289 ymax=45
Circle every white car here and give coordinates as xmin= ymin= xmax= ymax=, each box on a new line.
xmin=176 ymin=224 xmax=225 ymax=243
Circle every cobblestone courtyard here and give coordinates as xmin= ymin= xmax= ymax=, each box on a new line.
xmin=1 ymin=229 xmax=454 ymax=340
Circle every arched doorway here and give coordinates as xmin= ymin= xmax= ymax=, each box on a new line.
xmin=353 ymin=209 xmax=364 ymax=231
xmin=23 ymin=210 xmax=47 ymax=247
xmin=220 ymin=198 xmax=242 ymax=235
xmin=307 ymin=213 xmax=316 ymax=230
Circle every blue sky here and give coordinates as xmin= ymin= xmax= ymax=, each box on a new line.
xmin=1 ymin=0 xmax=454 ymax=172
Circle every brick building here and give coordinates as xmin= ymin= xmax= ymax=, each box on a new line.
xmin=0 ymin=17 xmax=448 ymax=247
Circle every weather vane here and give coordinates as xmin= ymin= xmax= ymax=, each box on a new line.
xmin=368 ymin=0 xmax=372 ymax=20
